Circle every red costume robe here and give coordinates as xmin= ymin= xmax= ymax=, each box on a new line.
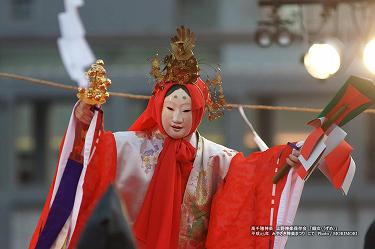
xmin=29 ymin=80 xmax=304 ymax=249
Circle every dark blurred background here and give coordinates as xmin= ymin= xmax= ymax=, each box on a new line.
xmin=0 ymin=0 xmax=374 ymax=248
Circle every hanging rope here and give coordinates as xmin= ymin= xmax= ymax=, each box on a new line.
xmin=1 ymin=71 xmax=374 ymax=114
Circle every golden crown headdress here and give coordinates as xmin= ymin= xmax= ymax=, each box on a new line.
xmin=150 ymin=25 xmax=228 ymax=120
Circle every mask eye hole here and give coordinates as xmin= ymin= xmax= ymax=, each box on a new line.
xmin=183 ymin=110 xmax=191 ymax=113
xmin=167 ymin=107 xmax=174 ymax=111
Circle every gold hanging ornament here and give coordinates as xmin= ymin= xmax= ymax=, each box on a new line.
xmin=77 ymin=59 xmax=111 ymax=105
xmin=205 ymin=68 xmax=229 ymax=120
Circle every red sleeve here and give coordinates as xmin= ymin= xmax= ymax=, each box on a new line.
xmin=28 ymin=130 xmax=117 ymax=249
xmin=68 ymin=131 xmax=117 ymax=249
xmin=28 ymin=133 xmax=67 ymax=249
xmin=206 ymin=145 xmax=292 ymax=249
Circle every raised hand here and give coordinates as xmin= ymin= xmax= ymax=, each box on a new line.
xmin=286 ymin=149 xmax=300 ymax=168
xmin=74 ymin=101 xmax=95 ymax=125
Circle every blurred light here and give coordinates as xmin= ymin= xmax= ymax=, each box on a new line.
xmin=363 ymin=39 xmax=375 ymax=74
xmin=303 ymin=43 xmax=341 ymax=80
xmin=276 ymin=28 xmax=293 ymax=47
xmin=255 ymin=28 xmax=273 ymax=48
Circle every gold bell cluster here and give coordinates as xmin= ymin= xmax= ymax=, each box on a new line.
xmin=77 ymin=59 xmax=111 ymax=105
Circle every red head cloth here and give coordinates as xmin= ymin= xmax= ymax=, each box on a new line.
xmin=130 ymin=78 xmax=209 ymax=249
xmin=129 ymin=78 xmax=208 ymax=135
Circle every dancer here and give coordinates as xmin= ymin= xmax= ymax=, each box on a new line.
xmin=29 ymin=26 xmax=302 ymax=249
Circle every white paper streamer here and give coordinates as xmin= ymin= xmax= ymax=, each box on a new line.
xmin=64 ymin=0 xmax=84 ymax=10
xmin=58 ymin=0 xmax=95 ymax=87
xmin=238 ymin=106 xmax=269 ymax=151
